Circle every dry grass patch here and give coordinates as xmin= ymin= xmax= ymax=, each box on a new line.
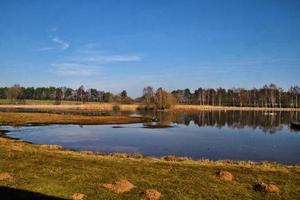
xmin=0 ymin=111 xmax=150 ymax=126
xmin=71 ymin=193 xmax=86 ymax=200
xmin=39 ymin=144 xmax=63 ymax=150
xmin=140 ymin=189 xmax=161 ymax=200
xmin=0 ymin=172 xmax=12 ymax=181
xmin=103 ymin=179 xmax=135 ymax=194
xmin=216 ymin=170 xmax=234 ymax=181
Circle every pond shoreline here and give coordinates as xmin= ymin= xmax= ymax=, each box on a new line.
xmin=1 ymin=126 xmax=299 ymax=166
xmin=0 ymin=134 xmax=300 ymax=199
xmin=1 ymin=103 xmax=300 ymax=112
xmin=0 ymin=133 xmax=299 ymax=167
xmin=1 ymin=112 xmax=300 ymax=199
xmin=0 ymin=111 xmax=152 ymax=126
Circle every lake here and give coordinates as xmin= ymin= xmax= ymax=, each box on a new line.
xmin=3 ymin=111 xmax=300 ymax=164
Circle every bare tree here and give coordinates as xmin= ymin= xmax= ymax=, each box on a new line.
xmin=154 ymin=88 xmax=176 ymax=110
xmin=6 ymin=84 xmax=23 ymax=104
xmin=143 ymin=86 xmax=154 ymax=105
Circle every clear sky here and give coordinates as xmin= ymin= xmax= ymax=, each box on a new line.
xmin=0 ymin=0 xmax=299 ymax=97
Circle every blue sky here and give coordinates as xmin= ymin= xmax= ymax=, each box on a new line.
xmin=0 ymin=0 xmax=299 ymax=97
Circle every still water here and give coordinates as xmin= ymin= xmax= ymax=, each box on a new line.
xmin=3 ymin=111 xmax=300 ymax=164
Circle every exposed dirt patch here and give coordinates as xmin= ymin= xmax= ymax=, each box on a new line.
xmin=0 ymin=172 xmax=12 ymax=181
xmin=254 ymin=182 xmax=280 ymax=193
xmin=71 ymin=193 xmax=85 ymax=200
xmin=140 ymin=189 xmax=161 ymax=200
xmin=103 ymin=179 xmax=135 ymax=193
xmin=215 ymin=170 xmax=234 ymax=181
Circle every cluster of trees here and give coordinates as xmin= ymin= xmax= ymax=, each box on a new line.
xmin=171 ymin=84 xmax=300 ymax=108
xmin=141 ymin=86 xmax=176 ymax=109
xmin=1 ymin=83 xmax=299 ymax=108
xmin=0 ymin=84 xmax=132 ymax=104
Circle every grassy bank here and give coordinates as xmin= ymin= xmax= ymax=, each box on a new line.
xmin=1 ymin=101 xmax=300 ymax=112
xmin=0 ymin=137 xmax=299 ymax=199
xmin=0 ymin=103 xmax=140 ymax=112
xmin=0 ymin=112 xmax=150 ymax=126
xmin=173 ymin=104 xmax=300 ymax=112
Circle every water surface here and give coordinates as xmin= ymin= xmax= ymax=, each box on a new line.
xmin=3 ymin=111 xmax=300 ymax=164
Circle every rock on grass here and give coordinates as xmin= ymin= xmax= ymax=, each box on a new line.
xmin=140 ymin=189 xmax=161 ymax=200
xmin=265 ymin=184 xmax=280 ymax=193
xmin=103 ymin=179 xmax=135 ymax=194
xmin=254 ymin=182 xmax=280 ymax=193
xmin=215 ymin=170 xmax=234 ymax=181
xmin=0 ymin=172 xmax=12 ymax=181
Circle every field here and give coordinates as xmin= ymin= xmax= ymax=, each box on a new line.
xmin=0 ymin=136 xmax=299 ymax=200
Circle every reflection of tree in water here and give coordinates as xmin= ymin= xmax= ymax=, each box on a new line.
xmin=149 ymin=111 xmax=300 ymax=134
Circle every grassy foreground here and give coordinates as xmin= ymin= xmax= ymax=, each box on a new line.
xmin=0 ymin=137 xmax=299 ymax=199
xmin=0 ymin=112 xmax=150 ymax=126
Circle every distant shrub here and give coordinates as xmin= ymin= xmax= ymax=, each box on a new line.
xmin=143 ymin=105 xmax=155 ymax=110
xmin=112 ymin=104 xmax=121 ymax=112
xmin=112 ymin=153 xmax=129 ymax=158
xmin=131 ymin=153 xmax=143 ymax=159
xmin=161 ymin=155 xmax=178 ymax=162
xmin=161 ymin=155 xmax=192 ymax=162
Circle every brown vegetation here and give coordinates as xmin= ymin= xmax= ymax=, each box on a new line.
xmin=0 ymin=112 xmax=150 ymax=126
xmin=254 ymin=182 xmax=280 ymax=193
xmin=71 ymin=193 xmax=85 ymax=200
xmin=140 ymin=189 xmax=161 ymax=200
xmin=103 ymin=179 xmax=135 ymax=194
xmin=39 ymin=144 xmax=63 ymax=150
xmin=0 ymin=172 xmax=12 ymax=181
xmin=216 ymin=170 xmax=234 ymax=181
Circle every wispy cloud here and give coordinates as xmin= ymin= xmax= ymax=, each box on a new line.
xmin=49 ymin=41 xmax=142 ymax=77
xmin=35 ymin=28 xmax=70 ymax=52
xmin=35 ymin=47 xmax=56 ymax=52
xmin=71 ymin=54 xmax=142 ymax=63
xmin=70 ymin=49 xmax=142 ymax=63
xmin=51 ymin=63 xmax=95 ymax=76
xmin=51 ymin=36 xmax=70 ymax=50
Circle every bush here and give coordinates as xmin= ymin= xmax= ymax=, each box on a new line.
xmin=112 ymin=104 xmax=121 ymax=112
xmin=154 ymin=88 xmax=176 ymax=110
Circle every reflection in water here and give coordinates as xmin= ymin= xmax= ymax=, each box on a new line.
xmin=3 ymin=111 xmax=300 ymax=164
xmin=140 ymin=111 xmax=300 ymax=134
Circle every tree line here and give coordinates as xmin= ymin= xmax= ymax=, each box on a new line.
xmin=171 ymin=84 xmax=300 ymax=108
xmin=0 ymin=85 xmax=131 ymax=104
xmin=0 ymin=83 xmax=299 ymax=108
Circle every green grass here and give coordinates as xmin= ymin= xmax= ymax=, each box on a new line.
xmin=0 ymin=138 xmax=299 ymax=199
